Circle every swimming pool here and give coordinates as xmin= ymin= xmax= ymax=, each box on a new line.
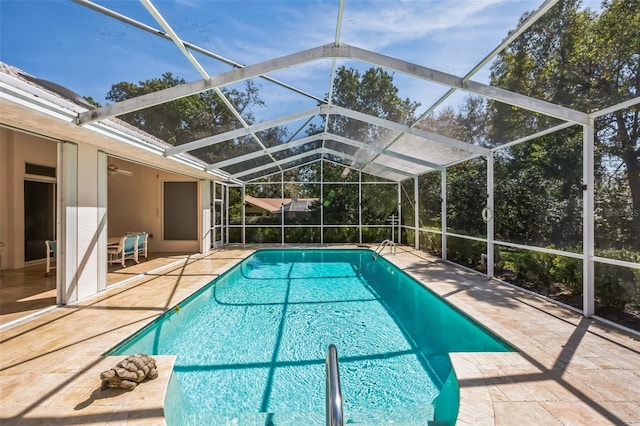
xmin=107 ymin=249 xmax=511 ymax=425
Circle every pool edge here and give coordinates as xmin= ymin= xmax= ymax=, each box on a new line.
xmin=449 ymin=352 xmax=496 ymax=424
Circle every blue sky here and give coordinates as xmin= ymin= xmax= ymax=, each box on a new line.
xmin=0 ymin=0 xmax=603 ymax=122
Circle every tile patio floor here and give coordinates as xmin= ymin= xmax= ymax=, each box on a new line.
xmin=1 ymin=246 xmax=639 ymax=425
xmin=0 ymin=252 xmax=196 ymax=327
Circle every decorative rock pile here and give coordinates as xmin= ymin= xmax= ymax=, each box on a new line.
xmin=100 ymin=354 xmax=158 ymax=390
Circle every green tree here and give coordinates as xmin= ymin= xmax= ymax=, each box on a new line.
xmin=303 ymin=66 xmax=419 ymax=227
xmin=493 ymin=128 xmax=583 ymax=248
xmin=83 ymin=96 xmax=102 ymax=108
xmin=328 ymin=67 xmax=419 ymax=134
xmin=588 ymin=0 xmax=640 ymax=247
xmin=488 ymin=0 xmax=639 ymax=245
xmin=446 ymin=158 xmax=487 ymax=237
xmin=105 ymin=73 xmax=281 ymax=165
xmin=309 ymin=66 xmax=420 ymax=142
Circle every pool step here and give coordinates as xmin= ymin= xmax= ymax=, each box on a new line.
xmin=178 ymin=412 xmax=325 ymax=425
xmin=345 ymin=407 xmax=436 ymax=425
xmin=178 ymin=408 xmax=439 ymax=425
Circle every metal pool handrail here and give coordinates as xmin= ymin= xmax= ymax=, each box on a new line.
xmin=325 ymin=344 xmax=344 ymax=426
xmin=373 ymin=239 xmax=396 ymax=259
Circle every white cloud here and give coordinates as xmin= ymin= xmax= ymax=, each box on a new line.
xmin=338 ymin=0 xmax=512 ymax=50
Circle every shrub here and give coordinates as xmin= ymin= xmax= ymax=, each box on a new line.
xmin=497 ymin=246 xmax=638 ymax=311
xmin=594 ymin=249 xmax=640 ymax=310
xmin=514 ymin=250 xmax=555 ymax=288
xmin=550 ymin=255 xmax=582 ymax=295
xmin=446 ymin=236 xmax=485 ymax=270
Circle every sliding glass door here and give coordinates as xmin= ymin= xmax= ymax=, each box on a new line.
xmin=24 ymin=180 xmax=55 ymax=262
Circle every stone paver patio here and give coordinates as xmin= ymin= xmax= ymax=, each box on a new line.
xmin=1 ymin=246 xmax=638 ymax=425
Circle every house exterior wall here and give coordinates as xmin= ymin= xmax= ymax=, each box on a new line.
xmin=0 ymin=127 xmax=57 ymax=270
xmin=0 ymin=126 xmax=204 ymax=267
xmin=106 ymin=161 xmax=200 ymax=253
xmin=0 ymin=128 xmax=9 ymax=271
xmin=0 ymin=126 xmax=205 ymax=306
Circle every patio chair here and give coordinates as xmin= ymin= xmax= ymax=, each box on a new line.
xmin=45 ymin=240 xmax=56 ymax=276
xmin=108 ymin=234 xmax=139 ymax=267
xmin=127 ymin=231 xmax=148 ymax=260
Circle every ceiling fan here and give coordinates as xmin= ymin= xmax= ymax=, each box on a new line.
xmin=107 ymin=161 xmax=133 ymax=177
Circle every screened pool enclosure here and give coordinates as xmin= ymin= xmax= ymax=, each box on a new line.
xmin=2 ymin=0 xmax=638 ymax=330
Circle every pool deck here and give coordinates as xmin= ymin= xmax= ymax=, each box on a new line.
xmin=1 ymin=245 xmax=639 ymax=425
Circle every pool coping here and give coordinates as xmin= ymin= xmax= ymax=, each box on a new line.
xmin=1 ymin=245 xmax=639 ymax=425
xmin=386 ymin=248 xmax=640 ymax=425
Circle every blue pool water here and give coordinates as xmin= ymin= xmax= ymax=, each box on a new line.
xmin=107 ymin=249 xmax=511 ymax=425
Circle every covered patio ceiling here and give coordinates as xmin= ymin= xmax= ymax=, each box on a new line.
xmin=3 ymin=0 xmax=600 ymax=184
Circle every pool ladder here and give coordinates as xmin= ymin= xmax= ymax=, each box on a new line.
xmin=372 ymin=239 xmax=396 ymax=259
xmin=326 ymin=344 xmax=343 ymax=426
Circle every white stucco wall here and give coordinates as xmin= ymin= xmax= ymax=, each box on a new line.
xmin=202 ymin=180 xmax=211 ymax=253
xmin=0 ymin=128 xmax=57 ymax=270
xmin=106 ymin=160 xmax=201 ymax=253
xmin=0 ymin=128 xmax=204 ymax=269
xmin=1 ymin=126 xmax=206 ymax=306
xmin=74 ymin=143 xmax=103 ymax=300
xmin=0 ymin=128 xmax=9 ymax=271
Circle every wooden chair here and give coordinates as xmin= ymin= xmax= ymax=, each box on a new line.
xmin=108 ymin=234 xmax=139 ymax=267
xmin=45 ymin=240 xmax=56 ymax=276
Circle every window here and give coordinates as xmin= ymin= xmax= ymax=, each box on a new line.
xmin=163 ymin=181 xmax=197 ymax=240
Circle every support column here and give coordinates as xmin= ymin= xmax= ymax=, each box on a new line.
xmin=441 ymin=168 xmax=447 ymax=260
xmin=96 ymin=151 xmax=108 ymax=292
xmin=57 ymin=142 xmax=78 ymax=304
xmin=487 ymin=153 xmax=495 ymax=278
xmin=75 ymin=144 xmax=103 ymax=301
xmin=222 ymin=183 xmax=227 ymax=246
xmin=358 ymin=170 xmax=362 ymax=244
xmin=281 ymin=172 xmax=285 ymax=245
xmin=583 ymin=119 xmax=595 ymax=316
xmin=397 ymin=183 xmax=401 ymax=244
xmin=0 ymin=129 xmax=10 ymax=271
xmin=201 ymin=180 xmax=211 ymax=253
xmin=414 ymin=175 xmax=419 ymax=250
xmin=320 ymin=160 xmax=324 ymax=244
xmin=241 ymin=185 xmax=246 ymax=244
xmin=225 ymin=186 xmax=230 ymax=245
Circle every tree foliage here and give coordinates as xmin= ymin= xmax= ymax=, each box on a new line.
xmin=102 ymin=1 xmax=637 ymax=253
xmin=426 ymin=0 xmax=637 ymax=249
xmin=487 ymin=0 xmax=639 ymax=245
xmin=105 ymin=73 xmax=285 ymax=164
xmin=308 ymin=66 xmax=420 ymax=143
xmin=297 ymin=66 xmax=419 ymax=229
